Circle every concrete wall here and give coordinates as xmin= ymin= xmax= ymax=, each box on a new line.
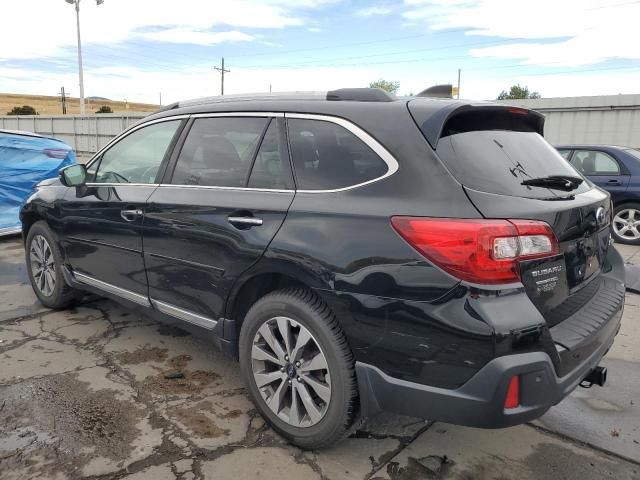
xmin=497 ymin=94 xmax=640 ymax=148
xmin=0 ymin=113 xmax=147 ymax=155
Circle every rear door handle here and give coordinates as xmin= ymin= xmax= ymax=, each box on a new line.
xmin=228 ymin=216 xmax=263 ymax=227
xmin=607 ymin=179 xmax=622 ymax=185
xmin=121 ymin=208 xmax=143 ymax=222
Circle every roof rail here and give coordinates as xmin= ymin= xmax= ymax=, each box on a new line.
xmin=416 ymin=84 xmax=454 ymax=99
xmin=327 ymin=88 xmax=394 ymax=102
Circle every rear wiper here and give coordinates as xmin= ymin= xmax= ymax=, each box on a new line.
xmin=521 ymin=175 xmax=583 ymax=192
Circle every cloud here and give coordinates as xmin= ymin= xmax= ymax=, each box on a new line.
xmin=307 ymin=27 xmax=324 ymax=33
xmin=139 ymin=29 xmax=254 ymax=46
xmin=0 ymin=63 xmax=378 ymax=105
xmin=355 ymin=6 xmax=393 ymax=17
xmin=0 ymin=0 xmax=314 ymax=61
xmin=402 ymin=0 xmax=640 ymax=66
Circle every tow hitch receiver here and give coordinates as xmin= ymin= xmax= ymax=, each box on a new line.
xmin=580 ymin=366 xmax=607 ymax=388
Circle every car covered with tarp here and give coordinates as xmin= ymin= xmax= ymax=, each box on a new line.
xmin=0 ymin=129 xmax=75 ymax=236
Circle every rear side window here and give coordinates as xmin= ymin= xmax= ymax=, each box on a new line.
xmin=436 ymin=131 xmax=591 ymax=199
xmin=287 ymin=118 xmax=388 ymax=190
xmin=571 ymin=150 xmax=620 ymax=176
xmin=171 ymin=117 xmax=268 ymax=187
xmin=247 ymin=120 xmax=293 ymax=190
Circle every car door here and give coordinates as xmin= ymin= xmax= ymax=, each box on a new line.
xmin=570 ymin=149 xmax=630 ymax=202
xmin=142 ymin=114 xmax=295 ymax=328
xmin=60 ymin=118 xmax=184 ymax=300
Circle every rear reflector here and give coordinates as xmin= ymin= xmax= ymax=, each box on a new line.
xmin=504 ymin=376 xmax=520 ymax=409
xmin=390 ymin=217 xmax=559 ymax=284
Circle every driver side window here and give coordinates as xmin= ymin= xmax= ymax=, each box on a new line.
xmin=93 ymin=120 xmax=181 ymax=184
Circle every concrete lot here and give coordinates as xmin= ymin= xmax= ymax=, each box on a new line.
xmin=0 ymin=236 xmax=638 ymax=480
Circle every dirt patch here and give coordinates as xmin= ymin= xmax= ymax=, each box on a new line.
xmin=218 ymin=409 xmax=243 ymax=419
xmin=157 ymin=324 xmax=190 ymax=337
xmin=0 ymin=373 xmax=144 ymax=477
xmin=116 ymin=346 xmax=169 ymax=365
xmin=170 ymin=407 xmax=229 ymax=438
xmin=142 ymin=355 xmax=220 ymax=395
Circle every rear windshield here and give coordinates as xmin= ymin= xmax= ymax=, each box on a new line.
xmin=436 ymin=131 xmax=592 ymax=199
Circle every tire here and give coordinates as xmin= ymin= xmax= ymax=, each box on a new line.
xmin=239 ymin=288 xmax=358 ymax=450
xmin=612 ymin=204 xmax=640 ymax=245
xmin=25 ymin=221 xmax=79 ymax=309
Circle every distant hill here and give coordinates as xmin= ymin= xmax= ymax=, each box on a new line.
xmin=1 ymin=93 xmax=159 ymax=115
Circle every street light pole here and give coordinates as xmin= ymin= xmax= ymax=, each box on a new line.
xmin=65 ymin=0 xmax=103 ymax=115
xmin=73 ymin=1 xmax=85 ymax=114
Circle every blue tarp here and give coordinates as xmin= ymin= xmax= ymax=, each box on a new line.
xmin=0 ymin=131 xmax=75 ymax=234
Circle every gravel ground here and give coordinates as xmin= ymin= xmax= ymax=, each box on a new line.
xmin=0 ymin=236 xmax=638 ymax=480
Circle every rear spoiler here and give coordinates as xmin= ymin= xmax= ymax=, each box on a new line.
xmin=408 ymin=102 xmax=545 ymax=148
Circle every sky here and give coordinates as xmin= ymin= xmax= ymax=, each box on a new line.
xmin=1 ymin=0 xmax=640 ymax=104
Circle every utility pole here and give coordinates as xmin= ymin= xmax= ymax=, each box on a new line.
xmin=457 ymin=69 xmax=461 ymax=99
xmin=65 ymin=0 xmax=104 ymax=115
xmin=58 ymin=86 xmax=68 ymax=114
xmin=159 ymin=92 xmax=162 ymax=106
xmin=214 ymin=57 xmax=230 ymax=96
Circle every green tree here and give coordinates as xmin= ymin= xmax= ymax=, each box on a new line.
xmin=497 ymin=84 xmax=541 ymax=100
xmin=95 ymin=105 xmax=114 ymax=114
xmin=369 ymin=79 xmax=400 ymax=94
xmin=7 ymin=105 xmax=37 ymax=115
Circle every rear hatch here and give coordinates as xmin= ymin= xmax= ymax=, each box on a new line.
xmin=408 ymin=101 xmax=616 ymax=335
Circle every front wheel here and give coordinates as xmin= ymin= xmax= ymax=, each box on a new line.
xmin=239 ymin=288 xmax=358 ymax=450
xmin=612 ymin=204 xmax=640 ymax=245
xmin=25 ymin=221 xmax=79 ymax=309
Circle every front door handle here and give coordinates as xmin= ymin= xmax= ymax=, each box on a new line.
xmin=607 ymin=179 xmax=622 ymax=186
xmin=121 ymin=208 xmax=143 ymax=222
xmin=228 ymin=216 xmax=263 ymax=227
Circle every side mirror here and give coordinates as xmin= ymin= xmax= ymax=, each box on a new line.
xmin=59 ymin=164 xmax=87 ymax=187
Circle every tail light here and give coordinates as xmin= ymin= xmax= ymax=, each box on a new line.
xmin=44 ymin=148 xmax=69 ymax=159
xmin=504 ymin=375 xmax=520 ymax=409
xmin=390 ymin=217 xmax=559 ymax=285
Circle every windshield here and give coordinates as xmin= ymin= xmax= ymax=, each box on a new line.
xmin=436 ymin=131 xmax=592 ymax=199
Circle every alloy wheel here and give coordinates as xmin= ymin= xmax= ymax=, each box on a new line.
xmin=613 ymin=208 xmax=640 ymax=240
xmin=251 ymin=316 xmax=331 ymax=427
xmin=30 ymin=234 xmax=56 ymax=297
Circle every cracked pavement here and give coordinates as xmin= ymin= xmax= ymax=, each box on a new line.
xmin=0 ymin=237 xmax=639 ymax=479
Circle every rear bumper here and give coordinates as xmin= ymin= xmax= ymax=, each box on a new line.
xmin=356 ymin=299 xmax=622 ymax=427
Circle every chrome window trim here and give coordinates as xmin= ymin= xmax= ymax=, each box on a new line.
xmin=150 ymin=299 xmax=218 ymax=330
xmin=191 ymin=111 xmax=284 ymax=118
xmin=83 ymin=111 xmax=399 ymax=194
xmin=84 ymin=115 xmax=190 ymax=170
xmin=155 ymin=184 xmax=294 ymax=194
xmin=84 ymin=183 xmax=160 ymax=187
xmin=74 ymin=272 xmax=151 ymax=307
xmin=285 ymin=113 xmax=400 ymax=193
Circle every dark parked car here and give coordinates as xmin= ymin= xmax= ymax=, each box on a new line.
xmin=557 ymin=145 xmax=640 ymax=245
xmin=21 ymin=90 xmax=623 ymax=449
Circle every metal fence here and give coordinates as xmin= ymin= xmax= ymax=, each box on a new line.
xmin=497 ymin=94 xmax=640 ymax=148
xmin=0 ymin=113 xmax=148 ymax=156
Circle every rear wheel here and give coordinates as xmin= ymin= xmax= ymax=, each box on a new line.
xmin=239 ymin=288 xmax=358 ymax=449
xmin=25 ymin=221 xmax=79 ymax=309
xmin=612 ymin=204 xmax=640 ymax=245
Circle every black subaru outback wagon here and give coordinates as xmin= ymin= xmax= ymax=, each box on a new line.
xmin=21 ymin=89 xmax=624 ymax=449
